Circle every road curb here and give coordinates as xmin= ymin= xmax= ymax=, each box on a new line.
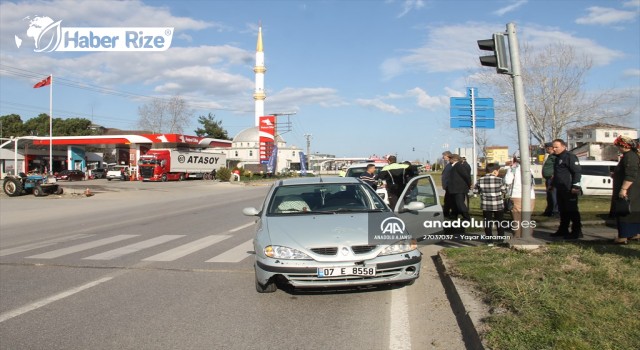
xmin=433 ymin=252 xmax=486 ymax=350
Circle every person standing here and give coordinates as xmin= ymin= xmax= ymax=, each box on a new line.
xmin=541 ymin=142 xmax=558 ymax=217
xmin=359 ymin=163 xmax=378 ymax=190
xmin=448 ymin=154 xmax=472 ymax=221
xmin=441 ymin=151 xmax=453 ymax=218
xmin=378 ymin=155 xmax=411 ymax=209
xmin=504 ymin=156 xmax=536 ymax=238
xmin=550 ymin=139 xmax=583 ymax=239
xmin=611 ymin=136 xmax=640 ymax=244
xmin=474 ymin=163 xmax=506 ymax=240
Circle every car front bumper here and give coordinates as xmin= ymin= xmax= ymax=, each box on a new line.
xmin=255 ymin=250 xmax=421 ymax=288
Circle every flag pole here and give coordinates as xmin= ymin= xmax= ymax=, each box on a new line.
xmin=49 ymin=74 xmax=53 ymax=174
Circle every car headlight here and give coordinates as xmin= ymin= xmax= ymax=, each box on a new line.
xmin=379 ymin=239 xmax=417 ymax=256
xmin=264 ymin=245 xmax=312 ymax=260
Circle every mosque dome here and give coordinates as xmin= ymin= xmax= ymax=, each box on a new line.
xmin=232 ymin=126 xmax=285 ymax=143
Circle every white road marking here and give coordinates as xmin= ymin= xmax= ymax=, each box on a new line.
xmin=26 ymin=235 xmax=138 ymax=259
xmin=228 ymin=222 xmax=254 ymax=233
xmin=142 ymin=235 xmax=231 ymax=262
xmin=0 ymin=234 xmax=94 ymax=257
xmin=389 ymin=287 xmax=412 ymax=350
xmin=83 ymin=235 xmax=184 ymax=260
xmin=0 ymin=276 xmax=113 ymax=323
xmin=205 ymin=239 xmax=253 ymax=263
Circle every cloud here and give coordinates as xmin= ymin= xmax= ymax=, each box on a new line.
xmin=397 ymin=0 xmax=426 ymax=18
xmin=406 ymin=87 xmax=449 ymax=110
xmin=522 ymin=27 xmax=625 ymax=66
xmin=355 ymin=98 xmax=403 ymax=114
xmin=267 ymin=87 xmax=346 ymax=111
xmin=493 ymin=0 xmax=528 ymax=16
xmin=380 ymin=22 xmax=499 ymax=79
xmin=623 ymin=68 xmax=640 ymax=78
xmin=575 ymin=6 xmax=638 ymax=25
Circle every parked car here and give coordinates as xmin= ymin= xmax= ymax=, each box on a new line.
xmin=579 ymin=160 xmax=617 ymax=195
xmin=55 ymin=169 xmax=85 ymax=181
xmin=92 ymin=168 xmax=107 ymax=179
xmin=242 ymin=175 xmax=443 ymax=293
xmin=343 ymin=163 xmax=389 ymax=204
xmin=106 ymin=166 xmax=130 ymax=181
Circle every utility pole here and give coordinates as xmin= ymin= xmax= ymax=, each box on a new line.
xmin=304 ymin=133 xmax=312 ymax=170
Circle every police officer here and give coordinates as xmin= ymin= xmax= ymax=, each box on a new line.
xmin=378 ymin=155 xmax=412 ymax=209
xmin=541 ymin=142 xmax=558 ymax=217
xmin=550 ymin=139 xmax=583 ymax=239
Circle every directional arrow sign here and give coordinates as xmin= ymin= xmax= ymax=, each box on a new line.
xmin=450 ymin=108 xmax=495 ymax=119
xmin=450 ymin=97 xmax=494 ymax=109
xmin=450 ymin=118 xmax=496 ymax=129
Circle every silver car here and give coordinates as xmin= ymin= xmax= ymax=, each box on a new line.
xmin=243 ymin=175 xmax=444 ymax=293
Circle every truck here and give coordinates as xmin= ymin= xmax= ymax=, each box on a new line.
xmin=138 ymin=149 xmax=226 ymax=182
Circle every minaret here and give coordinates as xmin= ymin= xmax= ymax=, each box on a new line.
xmin=253 ymin=24 xmax=266 ymax=126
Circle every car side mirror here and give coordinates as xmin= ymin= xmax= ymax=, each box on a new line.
xmin=242 ymin=207 xmax=260 ymax=216
xmin=399 ymin=201 xmax=425 ymax=213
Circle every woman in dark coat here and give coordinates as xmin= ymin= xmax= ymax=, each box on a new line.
xmin=612 ymin=135 xmax=640 ymax=244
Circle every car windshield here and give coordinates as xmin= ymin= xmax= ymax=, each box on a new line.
xmin=267 ymin=183 xmax=388 ymax=215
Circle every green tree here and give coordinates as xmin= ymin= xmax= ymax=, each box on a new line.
xmin=56 ymin=118 xmax=94 ymax=136
xmin=23 ymin=113 xmax=55 ymax=136
xmin=194 ymin=113 xmax=230 ymax=140
xmin=0 ymin=114 xmax=26 ymax=137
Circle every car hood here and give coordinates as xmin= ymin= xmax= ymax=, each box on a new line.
xmin=263 ymin=212 xmax=393 ymax=249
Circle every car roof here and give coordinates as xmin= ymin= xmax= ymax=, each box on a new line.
xmin=275 ymin=176 xmax=360 ymax=186
xmin=346 ymin=163 xmax=385 ymax=168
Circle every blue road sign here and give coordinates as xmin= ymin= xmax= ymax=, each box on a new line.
xmin=450 ymin=108 xmax=495 ymax=119
xmin=450 ymin=118 xmax=495 ymax=129
xmin=449 ymin=97 xmax=494 ymax=109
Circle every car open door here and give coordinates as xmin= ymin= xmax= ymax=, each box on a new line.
xmin=394 ymin=175 xmax=444 ymax=239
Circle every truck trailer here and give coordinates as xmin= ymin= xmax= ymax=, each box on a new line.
xmin=138 ymin=149 xmax=226 ymax=181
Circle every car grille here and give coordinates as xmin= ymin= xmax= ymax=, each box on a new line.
xmin=310 ymin=247 xmax=338 ymax=255
xmin=351 ymin=245 xmax=377 ymax=254
xmin=140 ymin=167 xmax=154 ymax=177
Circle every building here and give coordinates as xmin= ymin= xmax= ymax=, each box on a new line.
xmin=484 ymin=146 xmax=510 ymax=165
xmin=567 ymin=123 xmax=638 ymax=160
xmin=225 ymin=127 xmax=301 ymax=172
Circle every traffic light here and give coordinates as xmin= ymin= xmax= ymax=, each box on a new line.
xmin=477 ymin=33 xmax=509 ymax=74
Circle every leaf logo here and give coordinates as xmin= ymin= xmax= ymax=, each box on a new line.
xmin=34 ymin=20 xmax=62 ymax=52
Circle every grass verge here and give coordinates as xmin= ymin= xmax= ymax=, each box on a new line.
xmin=442 ymin=242 xmax=640 ymax=350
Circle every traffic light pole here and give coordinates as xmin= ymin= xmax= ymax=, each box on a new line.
xmin=506 ymin=22 xmax=533 ymax=241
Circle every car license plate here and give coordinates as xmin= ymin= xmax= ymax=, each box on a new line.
xmin=317 ymin=266 xmax=376 ymax=277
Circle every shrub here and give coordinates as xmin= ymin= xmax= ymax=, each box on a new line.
xmin=217 ymin=167 xmax=232 ymax=182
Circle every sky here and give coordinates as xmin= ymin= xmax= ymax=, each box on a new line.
xmin=1 ymin=0 xmax=639 ymax=163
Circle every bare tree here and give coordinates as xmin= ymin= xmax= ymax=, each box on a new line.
xmin=475 ymin=42 xmax=635 ymax=145
xmin=456 ymin=128 xmax=491 ymax=158
xmin=137 ymin=95 xmax=192 ymax=134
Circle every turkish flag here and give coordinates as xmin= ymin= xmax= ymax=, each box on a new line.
xmin=33 ymin=76 xmax=51 ymax=88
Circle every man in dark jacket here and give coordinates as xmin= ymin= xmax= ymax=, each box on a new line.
xmin=541 ymin=143 xmax=558 ymax=216
xmin=447 ymin=154 xmax=472 ymax=221
xmin=441 ymin=151 xmax=453 ymax=218
xmin=551 ymin=139 xmax=583 ymax=239
xmin=378 ymin=155 xmax=412 ymax=209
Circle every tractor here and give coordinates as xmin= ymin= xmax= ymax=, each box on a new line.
xmin=2 ymin=173 xmax=63 ymax=197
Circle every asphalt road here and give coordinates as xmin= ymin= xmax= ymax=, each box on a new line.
xmin=0 ymin=179 xmax=466 ymax=350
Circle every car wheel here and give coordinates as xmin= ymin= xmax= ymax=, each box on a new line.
xmin=179 ymin=174 xmax=184 ymax=181
xmin=54 ymin=187 xmax=64 ymax=195
xmin=255 ymin=275 xmax=277 ymax=293
xmin=161 ymin=174 xmax=168 ymax=182
xmin=33 ymin=185 xmax=45 ymax=197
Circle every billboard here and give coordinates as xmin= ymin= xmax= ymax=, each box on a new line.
xmin=259 ymin=115 xmax=276 ymax=163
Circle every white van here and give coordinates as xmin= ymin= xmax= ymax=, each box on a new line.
xmin=579 ymin=160 xmax=617 ymax=196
